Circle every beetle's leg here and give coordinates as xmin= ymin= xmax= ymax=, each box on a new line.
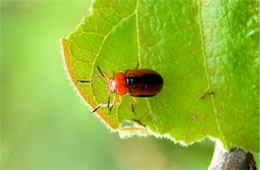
xmin=107 ymin=95 xmax=110 ymax=108
xmin=135 ymin=61 xmax=139 ymax=69
xmin=109 ymin=93 xmax=117 ymax=112
xmin=92 ymin=94 xmax=116 ymax=113
xmin=132 ymin=119 xmax=146 ymax=127
xmin=109 ymin=94 xmax=123 ymax=112
xmin=131 ymin=97 xmax=138 ymax=114
xmin=92 ymin=95 xmax=118 ymax=113
xmin=92 ymin=94 xmax=121 ymax=113
xmin=119 ymin=95 xmax=123 ymax=104
xmin=92 ymin=103 xmax=109 ymax=113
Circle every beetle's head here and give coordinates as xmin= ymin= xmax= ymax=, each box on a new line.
xmin=108 ymin=78 xmax=116 ymax=93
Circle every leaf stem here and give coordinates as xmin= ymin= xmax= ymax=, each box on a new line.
xmin=209 ymin=141 xmax=256 ymax=170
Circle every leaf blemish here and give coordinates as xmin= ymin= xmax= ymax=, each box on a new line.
xmin=189 ymin=114 xmax=197 ymax=119
xmin=200 ymin=91 xmax=215 ymax=99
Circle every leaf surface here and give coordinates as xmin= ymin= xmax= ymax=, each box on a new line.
xmin=61 ymin=0 xmax=259 ymax=152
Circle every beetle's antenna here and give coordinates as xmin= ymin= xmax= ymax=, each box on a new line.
xmin=77 ymin=80 xmax=90 ymax=83
xmin=78 ymin=65 xmax=110 ymax=83
xmin=112 ymin=71 xmax=115 ymax=77
xmin=97 ymin=65 xmax=105 ymax=77
xmin=97 ymin=65 xmax=110 ymax=80
xmin=77 ymin=73 xmax=103 ymax=84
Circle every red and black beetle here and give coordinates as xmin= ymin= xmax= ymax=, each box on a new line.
xmin=78 ymin=64 xmax=163 ymax=113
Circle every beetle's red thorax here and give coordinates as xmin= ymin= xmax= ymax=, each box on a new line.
xmin=113 ymin=72 xmax=129 ymax=95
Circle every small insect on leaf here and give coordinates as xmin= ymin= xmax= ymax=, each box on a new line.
xmin=78 ymin=65 xmax=163 ymax=113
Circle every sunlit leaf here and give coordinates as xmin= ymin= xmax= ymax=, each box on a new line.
xmin=61 ymin=0 xmax=259 ymax=152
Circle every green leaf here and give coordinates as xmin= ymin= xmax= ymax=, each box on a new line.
xmin=61 ymin=0 xmax=259 ymax=152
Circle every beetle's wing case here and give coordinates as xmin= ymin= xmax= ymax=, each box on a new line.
xmin=125 ymin=69 xmax=163 ymax=97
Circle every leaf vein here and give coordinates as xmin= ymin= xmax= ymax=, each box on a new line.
xmin=198 ymin=0 xmax=228 ymax=147
xmin=89 ymin=6 xmax=138 ymax=104
xmin=134 ymin=0 xmax=158 ymax=131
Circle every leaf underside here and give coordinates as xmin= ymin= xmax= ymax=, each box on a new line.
xmin=61 ymin=0 xmax=259 ymax=152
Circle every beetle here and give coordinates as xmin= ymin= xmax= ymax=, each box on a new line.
xmin=78 ymin=64 xmax=163 ymax=113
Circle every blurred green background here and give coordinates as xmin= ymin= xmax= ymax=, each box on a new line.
xmin=1 ymin=1 xmax=258 ymax=169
